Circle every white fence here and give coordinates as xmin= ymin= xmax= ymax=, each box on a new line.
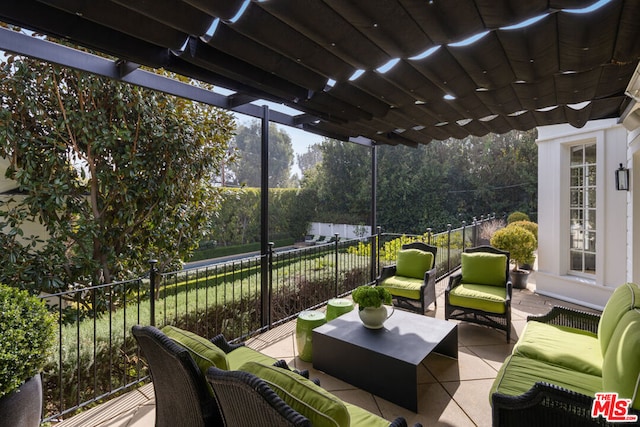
xmin=307 ymin=222 xmax=371 ymax=240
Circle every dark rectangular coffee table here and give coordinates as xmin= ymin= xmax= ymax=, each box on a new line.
xmin=312 ymin=308 xmax=457 ymax=412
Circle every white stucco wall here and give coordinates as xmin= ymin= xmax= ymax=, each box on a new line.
xmin=536 ymin=119 xmax=628 ymax=309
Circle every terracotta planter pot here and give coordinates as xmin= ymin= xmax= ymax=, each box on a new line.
xmin=0 ymin=373 xmax=43 ymax=427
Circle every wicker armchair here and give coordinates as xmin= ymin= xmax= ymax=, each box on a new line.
xmin=206 ymin=366 xmax=419 ymax=427
xmin=377 ymin=241 xmax=438 ymax=314
xmin=445 ymin=245 xmax=512 ymax=341
xmin=132 ymin=325 xmax=222 ymax=427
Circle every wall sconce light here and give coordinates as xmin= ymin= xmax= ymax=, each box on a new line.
xmin=615 ymin=163 xmax=630 ymax=191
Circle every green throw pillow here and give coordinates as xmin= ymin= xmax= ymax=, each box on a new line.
xmin=239 ymin=361 xmax=350 ymax=427
xmin=161 ymin=325 xmax=230 ymax=371
xmin=598 ymin=283 xmax=640 ymax=355
xmin=461 ymin=252 xmax=507 ymax=287
xmin=396 ymin=248 xmax=434 ymax=279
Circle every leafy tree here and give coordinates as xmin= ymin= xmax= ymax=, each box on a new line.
xmin=303 ymin=138 xmax=371 ymax=224
xmin=0 ymin=55 xmax=235 ymax=292
xmin=229 ymin=121 xmax=294 ymax=188
xmin=297 ymin=143 xmax=322 ymax=175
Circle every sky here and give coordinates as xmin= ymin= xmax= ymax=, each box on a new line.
xmin=233 ymin=101 xmax=326 ymax=178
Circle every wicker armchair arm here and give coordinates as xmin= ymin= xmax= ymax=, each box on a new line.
xmin=388 ymin=417 xmax=422 ymax=427
xmin=447 ymin=273 xmax=462 ymax=291
xmin=526 ymin=306 xmax=601 ymax=334
xmin=377 ymin=265 xmax=397 ymax=283
xmin=422 ymin=267 xmax=437 ymax=288
xmin=210 ymin=334 xmax=245 ymax=353
xmin=492 ymin=382 xmax=639 ymax=427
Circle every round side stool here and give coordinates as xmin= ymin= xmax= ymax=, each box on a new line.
xmin=295 ymin=310 xmax=326 ymax=362
xmin=325 ymin=298 xmax=355 ymax=322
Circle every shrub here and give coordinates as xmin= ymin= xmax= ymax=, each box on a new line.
xmin=0 ymin=284 xmax=56 ymax=398
xmin=509 ymin=220 xmax=538 ymax=246
xmin=490 ymin=226 xmax=536 ymax=270
xmin=351 ymin=286 xmax=391 ymax=308
xmin=506 ymin=211 xmax=530 ymax=224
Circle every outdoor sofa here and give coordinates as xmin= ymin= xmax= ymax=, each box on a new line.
xmin=490 ymin=282 xmax=640 ymax=426
xmin=133 ymin=324 xmax=419 ymax=426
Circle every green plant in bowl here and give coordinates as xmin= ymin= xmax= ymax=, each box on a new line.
xmin=351 ymin=285 xmax=392 ymax=309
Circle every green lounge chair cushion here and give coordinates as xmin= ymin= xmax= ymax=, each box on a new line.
xmin=379 ymin=276 xmax=423 ymax=300
xmin=491 ymin=354 xmax=602 ymax=401
xmin=602 ymin=309 xmax=640 ymax=410
xmin=162 ymin=325 xmax=230 ymax=371
xmin=461 ymin=252 xmax=507 ymax=287
xmin=396 ymin=248 xmax=433 ymax=280
xmin=239 ymin=361 xmax=350 ymax=427
xmin=513 ymin=321 xmax=602 ymax=376
xmin=598 ymin=283 xmax=640 ymax=355
xmin=448 ymin=283 xmax=507 ymax=314
xmin=226 ymin=346 xmax=278 ymax=371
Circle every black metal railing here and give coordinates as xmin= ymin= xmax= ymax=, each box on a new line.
xmin=40 ymin=215 xmax=499 ymax=422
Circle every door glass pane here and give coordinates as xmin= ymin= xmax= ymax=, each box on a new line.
xmin=570 ymin=250 xmax=583 ymax=270
xmin=568 ymin=142 xmax=596 ymax=275
xmin=570 ymin=146 xmax=583 ymax=165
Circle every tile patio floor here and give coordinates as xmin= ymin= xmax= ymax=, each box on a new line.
xmin=55 ymin=271 xmax=600 ymax=427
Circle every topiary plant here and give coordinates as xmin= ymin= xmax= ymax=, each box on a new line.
xmin=506 ymin=211 xmax=530 ymax=224
xmin=509 ymin=220 xmax=538 ymax=246
xmin=0 ymin=284 xmax=56 ymax=398
xmin=490 ymin=226 xmax=536 ymax=271
xmin=351 ymin=285 xmax=392 ymax=309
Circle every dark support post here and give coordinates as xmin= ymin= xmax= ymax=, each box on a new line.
xmin=447 ymin=224 xmax=452 ymax=272
xmin=472 ymin=217 xmax=478 ymax=246
xmin=334 ymin=233 xmax=340 ymax=296
xmin=376 ymin=226 xmax=382 ymax=279
xmin=267 ymin=241 xmax=274 ymax=325
xmin=260 ymin=105 xmax=270 ymax=329
xmin=370 ymin=144 xmax=377 ymax=282
xmin=148 ymin=259 xmax=158 ymax=327
xmin=461 ymin=221 xmax=467 ymax=251
xmin=426 ymin=228 xmax=432 ymax=245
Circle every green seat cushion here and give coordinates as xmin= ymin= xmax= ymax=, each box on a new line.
xmin=162 ymin=325 xmax=230 ymax=371
xmin=226 ymin=346 xmax=278 ymax=371
xmin=239 ymin=361 xmax=350 ymax=427
xmin=461 ymin=252 xmax=507 ymax=287
xmin=513 ymin=321 xmax=602 ymax=376
xmin=379 ymin=276 xmax=423 ymax=300
xmin=448 ymin=283 xmax=507 ymax=314
xmin=598 ymin=283 xmax=640 ymax=355
xmin=343 ymin=402 xmax=392 ymax=427
xmin=491 ymin=354 xmax=603 ymax=401
xmin=602 ymin=309 xmax=640 ymax=410
xmin=396 ymin=249 xmax=433 ymax=279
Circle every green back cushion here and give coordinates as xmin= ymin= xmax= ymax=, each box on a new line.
xmin=598 ymin=283 xmax=640 ymax=355
xmin=161 ymin=325 xmax=230 ymax=371
xmin=461 ymin=252 xmax=507 ymax=287
xmin=513 ymin=321 xmax=602 ymax=376
xmin=396 ymin=248 xmax=434 ymax=279
xmin=239 ymin=361 xmax=350 ymax=427
xmin=602 ymin=309 xmax=640 ymax=410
